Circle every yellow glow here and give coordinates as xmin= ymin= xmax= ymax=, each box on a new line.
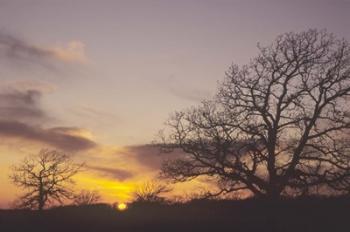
xmin=117 ymin=203 xmax=127 ymax=211
xmin=74 ymin=173 xmax=137 ymax=203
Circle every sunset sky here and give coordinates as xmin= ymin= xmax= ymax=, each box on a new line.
xmin=0 ymin=0 xmax=350 ymax=207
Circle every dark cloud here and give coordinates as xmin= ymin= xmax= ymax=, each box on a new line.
xmin=87 ymin=165 xmax=133 ymax=181
xmin=0 ymin=32 xmax=55 ymax=66
xmin=0 ymin=89 xmax=48 ymax=123
xmin=0 ymin=120 xmax=96 ymax=152
xmin=126 ymin=144 xmax=185 ymax=170
xmin=0 ymin=85 xmax=97 ymax=152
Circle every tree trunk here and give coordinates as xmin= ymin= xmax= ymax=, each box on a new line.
xmin=38 ymin=179 xmax=44 ymax=211
xmin=266 ymin=185 xmax=282 ymax=200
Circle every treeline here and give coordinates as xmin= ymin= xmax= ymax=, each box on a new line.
xmin=1 ymin=197 xmax=349 ymax=232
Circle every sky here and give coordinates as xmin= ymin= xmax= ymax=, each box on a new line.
xmin=0 ymin=0 xmax=350 ymax=207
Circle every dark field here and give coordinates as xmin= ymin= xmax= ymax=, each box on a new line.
xmin=0 ymin=197 xmax=349 ymax=232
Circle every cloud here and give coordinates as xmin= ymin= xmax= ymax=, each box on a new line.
xmin=0 ymin=32 xmax=87 ymax=67
xmin=163 ymin=76 xmax=212 ymax=102
xmin=0 ymin=32 xmax=52 ymax=63
xmin=71 ymin=105 xmax=120 ymax=122
xmin=0 ymin=83 xmax=97 ymax=152
xmin=125 ymin=144 xmax=185 ymax=170
xmin=0 ymin=120 xmax=96 ymax=152
xmin=51 ymin=40 xmax=88 ymax=64
xmin=87 ymin=165 xmax=134 ymax=181
xmin=0 ymin=88 xmax=49 ymax=123
xmin=0 ymin=80 xmax=55 ymax=93
xmin=169 ymin=86 xmax=212 ymax=102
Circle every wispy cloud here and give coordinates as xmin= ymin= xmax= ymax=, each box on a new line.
xmin=0 ymin=121 xmax=96 ymax=152
xmin=163 ymin=76 xmax=213 ymax=102
xmin=71 ymin=105 xmax=120 ymax=122
xmin=50 ymin=40 xmax=88 ymax=64
xmin=169 ymin=86 xmax=212 ymax=102
xmin=87 ymin=165 xmax=134 ymax=181
xmin=0 ymin=32 xmax=88 ymax=67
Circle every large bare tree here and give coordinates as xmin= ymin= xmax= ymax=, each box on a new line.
xmin=161 ymin=29 xmax=350 ymax=199
xmin=10 ymin=149 xmax=83 ymax=210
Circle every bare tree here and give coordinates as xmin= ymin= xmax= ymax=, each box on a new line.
xmin=10 ymin=149 xmax=83 ymax=210
xmin=161 ymin=29 xmax=350 ymax=199
xmin=133 ymin=181 xmax=172 ymax=203
xmin=73 ymin=190 xmax=101 ymax=206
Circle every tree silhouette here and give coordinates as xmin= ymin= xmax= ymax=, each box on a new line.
xmin=10 ymin=149 xmax=83 ymax=210
xmin=161 ymin=29 xmax=350 ymax=199
xmin=73 ymin=190 xmax=101 ymax=206
xmin=133 ymin=181 xmax=171 ymax=203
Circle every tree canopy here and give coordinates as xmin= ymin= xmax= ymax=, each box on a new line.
xmin=10 ymin=149 xmax=83 ymax=210
xmin=161 ymin=29 xmax=350 ymax=199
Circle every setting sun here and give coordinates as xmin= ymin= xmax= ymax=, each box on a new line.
xmin=117 ymin=203 xmax=128 ymax=211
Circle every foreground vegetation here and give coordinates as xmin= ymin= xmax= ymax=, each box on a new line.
xmin=0 ymin=197 xmax=349 ymax=232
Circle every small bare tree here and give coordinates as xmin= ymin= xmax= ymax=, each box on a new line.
xmin=73 ymin=190 xmax=101 ymax=206
xmin=133 ymin=181 xmax=172 ymax=203
xmin=10 ymin=149 xmax=83 ymax=210
xmin=161 ymin=29 xmax=350 ymax=199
